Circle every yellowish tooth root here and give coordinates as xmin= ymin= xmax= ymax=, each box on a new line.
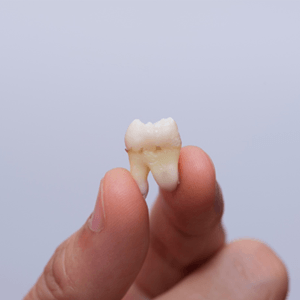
xmin=125 ymin=118 xmax=182 ymax=198
xmin=127 ymin=150 xmax=150 ymax=198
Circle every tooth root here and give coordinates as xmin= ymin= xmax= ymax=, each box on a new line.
xmin=147 ymin=147 xmax=180 ymax=192
xmin=128 ymin=151 xmax=150 ymax=198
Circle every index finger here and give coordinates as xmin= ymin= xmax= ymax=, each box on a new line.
xmin=133 ymin=146 xmax=226 ymax=298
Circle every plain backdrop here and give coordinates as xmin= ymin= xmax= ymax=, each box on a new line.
xmin=0 ymin=1 xmax=299 ymax=299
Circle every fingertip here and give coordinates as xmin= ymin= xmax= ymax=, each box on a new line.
xmin=179 ymin=146 xmax=216 ymax=192
xmin=162 ymin=146 xmax=217 ymax=211
xmin=72 ymin=168 xmax=150 ymax=298
xmin=103 ymin=168 xmax=149 ymax=231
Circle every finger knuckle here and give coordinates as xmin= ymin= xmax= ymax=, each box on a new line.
xmin=42 ymin=242 xmax=75 ymax=300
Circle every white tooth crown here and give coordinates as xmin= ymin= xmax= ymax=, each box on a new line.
xmin=125 ymin=118 xmax=181 ymax=151
xmin=125 ymin=118 xmax=181 ymax=198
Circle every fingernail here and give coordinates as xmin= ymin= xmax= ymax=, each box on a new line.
xmin=89 ymin=179 xmax=105 ymax=232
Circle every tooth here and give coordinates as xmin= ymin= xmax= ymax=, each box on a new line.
xmin=125 ymin=118 xmax=181 ymax=198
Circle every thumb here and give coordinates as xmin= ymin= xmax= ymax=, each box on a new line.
xmin=24 ymin=168 xmax=149 ymax=300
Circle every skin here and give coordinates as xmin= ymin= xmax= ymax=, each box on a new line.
xmin=24 ymin=146 xmax=289 ymax=300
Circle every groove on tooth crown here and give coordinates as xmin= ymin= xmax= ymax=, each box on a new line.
xmin=125 ymin=118 xmax=182 ymax=198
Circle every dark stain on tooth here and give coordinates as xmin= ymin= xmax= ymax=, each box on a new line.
xmin=156 ymin=146 xmax=162 ymax=151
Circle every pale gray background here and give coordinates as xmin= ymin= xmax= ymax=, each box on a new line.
xmin=0 ymin=1 xmax=299 ymax=299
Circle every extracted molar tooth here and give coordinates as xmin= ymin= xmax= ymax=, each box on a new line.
xmin=125 ymin=118 xmax=182 ymax=198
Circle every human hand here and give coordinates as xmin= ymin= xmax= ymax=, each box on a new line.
xmin=24 ymin=146 xmax=288 ymax=300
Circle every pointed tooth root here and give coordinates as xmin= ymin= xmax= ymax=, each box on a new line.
xmin=146 ymin=147 xmax=181 ymax=192
xmin=127 ymin=150 xmax=150 ymax=198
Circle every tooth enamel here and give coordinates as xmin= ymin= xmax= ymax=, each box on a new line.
xmin=125 ymin=118 xmax=181 ymax=198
